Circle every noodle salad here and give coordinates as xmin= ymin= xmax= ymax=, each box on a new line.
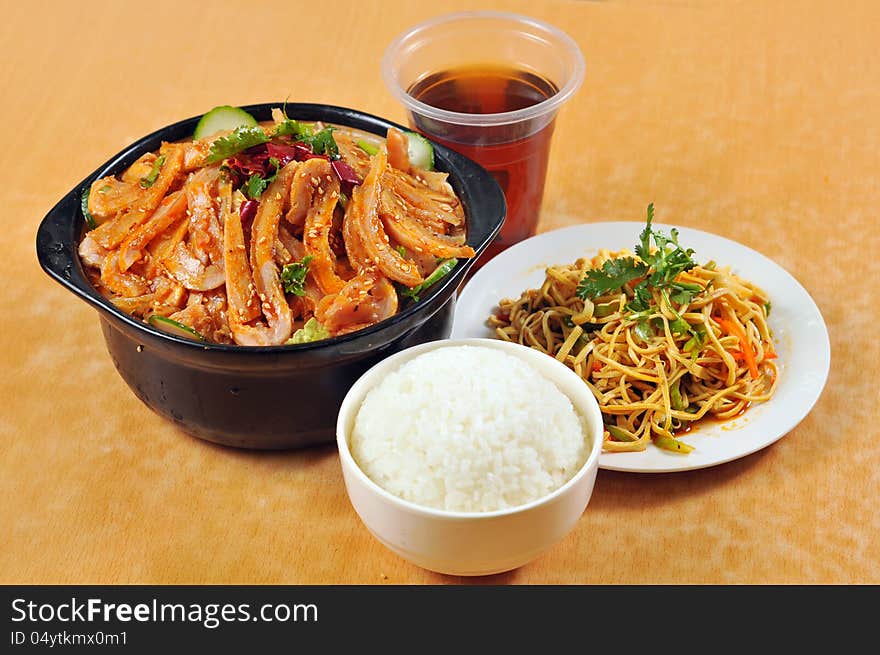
xmin=491 ymin=205 xmax=779 ymax=454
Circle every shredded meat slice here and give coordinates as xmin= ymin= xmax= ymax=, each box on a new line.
xmin=382 ymin=166 xmax=465 ymax=228
xmin=87 ymin=177 xmax=143 ymax=223
xmin=275 ymin=225 xmax=305 ymax=266
xmin=346 ymin=152 xmax=422 ymax=286
xmin=90 ymin=144 xmax=185 ymax=250
xmin=297 ymin=159 xmax=346 ymax=295
xmin=117 ymin=189 xmax=188 ymax=271
xmin=315 ymin=268 xmax=398 ymax=336
xmin=386 ymin=127 xmax=410 ymax=171
xmin=119 ymin=153 xmax=159 ymax=185
xmin=100 ymin=251 xmax=149 ymax=297
xmin=379 ymin=202 xmax=474 ymax=259
xmin=78 ymin=232 xmax=109 ymax=268
xmin=221 ymin=162 xmax=297 ymax=346
xmin=221 ymin=179 xmax=262 ymax=335
xmin=333 ymin=129 xmax=372 ymax=178
xmin=161 ymin=241 xmax=225 ymax=291
xmin=185 ymin=167 xmax=223 ymax=266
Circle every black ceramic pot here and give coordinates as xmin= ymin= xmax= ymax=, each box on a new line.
xmin=36 ymin=103 xmax=505 ymax=449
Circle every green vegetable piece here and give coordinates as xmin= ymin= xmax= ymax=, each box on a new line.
xmin=309 ymin=127 xmax=338 ymax=158
xmin=400 ymin=258 xmax=457 ymax=302
xmin=273 ymin=119 xmax=312 ymax=140
xmin=668 ymin=281 xmax=702 ymax=305
xmin=357 ymin=139 xmax=379 ymax=156
xmin=764 ymin=301 xmax=772 ymax=317
xmin=281 ymin=255 xmax=313 ymax=296
xmin=244 ymin=174 xmax=268 ymax=200
xmin=193 ymin=105 xmax=259 ymax=140
xmin=636 ymin=202 xmax=655 ymax=263
xmin=626 ymin=279 xmax=652 ymax=312
xmin=80 ymin=186 xmax=97 ymax=231
xmin=576 ymin=257 xmax=648 ymax=300
xmin=593 ymin=302 xmax=618 ymax=318
xmin=683 ymin=324 xmax=707 ymax=354
xmin=286 ymin=317 xmax=331 ymax=345
xmin=395 ymin=245 xmax=407 ymax=258
xmin=147 ymin=315 xmax=206 ymax=342
xmin=654 ymin=434 xmax=695 ymax=454
xmin=633 ymin=318 xmax=656 ymax=343
xmin=668 ymin=316 xmax=691 ymax=336
xmin=206 ymin=126 xmax=270 ymax=164
xmin=607 ymin=425 xmax=638 ymax=442
xmin=405 ymin=131 xmax=435 ymax=170
xmin=669 ymin=378 xmax=687 ymax=411
xmin=139 ymin=154 xmax=166 ymax=189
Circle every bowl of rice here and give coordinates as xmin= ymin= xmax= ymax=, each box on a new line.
xmin=336 ymin=338 xmax=604 ymax=576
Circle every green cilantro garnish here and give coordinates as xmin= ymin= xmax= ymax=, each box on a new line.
xmin=281 ymin=255 xmax=313 ymax=296
xmin=577 ymin=204 xmax=698 ymax=306
xmin=139 ymin=154 xmax=166 ymax=189
xmin=244 ymin=174 xmax=268 ymax=200
xmin=273 ymin=119 xmax=312 ymax=140
xmin=575 ymin=204 xmax=704 ymax=344
xmin=576 ymin=257 xmax=648 ymax=300
xmin=206 ymin=126 xmax=270 ymax=164
xmin=309 ymin=127 xmax=338 ymax=158
xmin=242 ymin=158 xmax=282 ymax=200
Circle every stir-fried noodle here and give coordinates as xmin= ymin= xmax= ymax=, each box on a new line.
xmin=492 ymin=244 xmax=779 ymax=454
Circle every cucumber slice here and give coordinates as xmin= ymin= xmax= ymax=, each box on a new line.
xmin=194 ymin=105 xmax=258 ymax=140
xmin=148 ymin=315 xmax=206 ymax=342
xmin=404 ymin=131 xmax=435 ymax=170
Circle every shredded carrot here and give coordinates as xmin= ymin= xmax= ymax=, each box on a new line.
xmin=717 ymin=318 xmax=759 ymax=379
xmin=592 ymin=361 xmax=604 ymax=372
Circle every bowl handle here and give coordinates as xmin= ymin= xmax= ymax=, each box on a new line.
xmin=36 ymin=186 xmax=84 ymax=287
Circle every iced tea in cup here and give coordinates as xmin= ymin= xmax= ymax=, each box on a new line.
xmin=382 ymin=11 xmax=585 ymax=263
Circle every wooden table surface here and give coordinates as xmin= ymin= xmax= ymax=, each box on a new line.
xmin=2 ymin=0 xmax=877 ymax=584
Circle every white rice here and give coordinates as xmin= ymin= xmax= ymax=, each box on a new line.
xmin=350 ymin=345 xmax=588 ymax=513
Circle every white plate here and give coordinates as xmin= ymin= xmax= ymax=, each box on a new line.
xmin=452 ymin=222 xmax=830 ymax=473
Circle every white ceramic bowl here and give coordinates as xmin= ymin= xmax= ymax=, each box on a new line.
xmin=336 ymin=338 xmax=604 ymax=576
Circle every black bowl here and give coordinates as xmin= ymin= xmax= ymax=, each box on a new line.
xmin=36 ymin=103 xmax=505 ymax=449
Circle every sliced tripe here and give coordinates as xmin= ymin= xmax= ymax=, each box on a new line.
xmin=298 ymin=159 xmax=346 ymax=295
xmin=346 ymin=151 xmax=422 ymax=286
xmin=91 ymin=144 xmax=184 ymax=250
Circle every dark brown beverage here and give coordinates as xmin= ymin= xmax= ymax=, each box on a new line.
xmin=407 ymin=65 xmax=560 ymax=262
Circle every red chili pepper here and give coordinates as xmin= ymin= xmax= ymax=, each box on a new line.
xmin=330 ymin=159 xmax=362 ymax=189
xmin=239 ymin=199 xmax=259 ymax=223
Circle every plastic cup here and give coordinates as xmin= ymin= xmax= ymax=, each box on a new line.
xmin=383 ymin=11 xmax=585 ymax=263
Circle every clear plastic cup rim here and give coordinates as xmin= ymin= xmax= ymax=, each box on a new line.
xmin=382 ymin=10 xmax=586 ymax=128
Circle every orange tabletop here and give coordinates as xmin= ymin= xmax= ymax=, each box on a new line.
xmin=2 ymin=0 xmax=877 ymax=584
